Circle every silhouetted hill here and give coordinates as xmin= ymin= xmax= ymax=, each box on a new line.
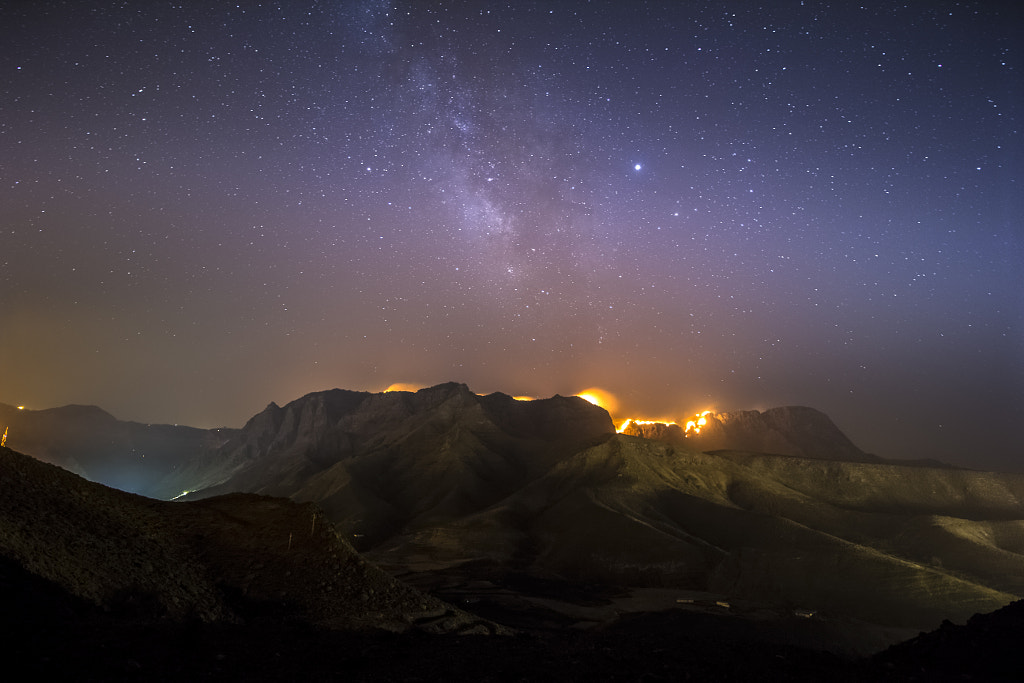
xmin=872 ymin=599 xmax=1024 ymax=680
xmin=0 ymin=402 xmax=234 ymax=497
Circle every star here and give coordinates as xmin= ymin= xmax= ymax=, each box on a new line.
xmin=1 ymin=1 xmax=1019 ymax=471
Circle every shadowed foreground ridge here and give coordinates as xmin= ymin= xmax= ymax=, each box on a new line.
xmin=3 ymin=442 xmax=1020 ymax=682
xmin=1 ymin=442 xmax=868 ymax=681
xmin=872 ymin=598 xmax=1024 ymax=681
xmin=0 ymin=445 xmax=496 ymax=635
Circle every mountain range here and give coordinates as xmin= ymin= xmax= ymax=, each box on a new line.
xmin=0 ymin=401 xmax=233 ymax=496
xmin=3 ymin=382 xmax=1024 ymax=675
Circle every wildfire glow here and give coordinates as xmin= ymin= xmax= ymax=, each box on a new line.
xmin=684 ymin=411 xmax=713 ymax=435
xmin=616 ymin=410 xmax=715 ymax=436
xmin=512 ymin=395 xmax=537 ymax=402
xmin=383 ymin=382 xmax=423 ymax=393
xmin=575 ymin=387 xmax=619 ymax=414
xmin=616 ymin=418 xmax=678 ymax=433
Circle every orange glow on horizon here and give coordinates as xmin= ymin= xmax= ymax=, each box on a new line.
xmin=616 ymin=418 xmax=679 ymax=433
xmin=378 ymin=383 xmax=714 ymax=439
xmin=617 ymin=410 xmax=716 ymax=436
xmin=383 ymin=382 xmax=424 ymax=393
xmin=575 ymin=387 xmax=619 ymax=414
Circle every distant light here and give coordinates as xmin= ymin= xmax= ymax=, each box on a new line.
xmin=634 ymin=163 xmax=642 ymax=171
xmin=16 ymin=406 xmax=24 ymax=410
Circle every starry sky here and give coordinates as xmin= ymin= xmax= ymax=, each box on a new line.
xmin=2 ymin=2 xmax=1022 ymax=470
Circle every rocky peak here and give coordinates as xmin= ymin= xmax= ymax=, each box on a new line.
xmin=242 ymin=401 xmax=284 ymax=434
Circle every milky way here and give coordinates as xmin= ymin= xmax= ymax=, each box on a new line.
xmin=2 ymin=2 xmax=1021 ymax=469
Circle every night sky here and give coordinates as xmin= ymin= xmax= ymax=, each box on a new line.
xmin=2 ymin=2 xmax=1022 ymax=470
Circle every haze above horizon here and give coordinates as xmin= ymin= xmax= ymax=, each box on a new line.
xmin=2 ymin=3 xmax=1021 ymax=470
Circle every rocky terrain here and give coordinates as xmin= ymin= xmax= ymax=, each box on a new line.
xmin=1 ymin=444 xmax=1018 ymax=681
xmin=0 ymin=442 xmax=870 ymax=681
xmin=4 ymin=382 xmax=1024 ymax=678
xmin=141 ymin=383 xmax=1022 ymax=642
xmin=0 ymin=445 xmax=496 ymax=635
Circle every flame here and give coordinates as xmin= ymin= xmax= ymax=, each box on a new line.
xmin=512 ymin=395 xmax=537 ymax=402
xmin=684 ymin=411 xmax=713 ymax=435
xmin=616 ymin=418 xmax=678 ymax=433
xmin=383 ymin=382 xmax=423 ymax=393
xmin=616 ymin=410 xmax=715 ymax=436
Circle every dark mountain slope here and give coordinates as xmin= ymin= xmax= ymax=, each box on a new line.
xmin=6 ymin=434 xmax=1022 ymax=680
xmin=0 ymin=402 xmax=233 ymax=497
xmin=872 ymin=599 xmax=1024 ymax=681
xmin=0 ymin=445 xmax=495 ymax=634
xmin=177 ymin=383 xmax=617 ymax=545
xmin=371 ymin=435 xmax=1023 ymax=632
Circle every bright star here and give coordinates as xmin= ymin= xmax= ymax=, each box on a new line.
xmin=634 ymin=163 xmax=642 ymax=171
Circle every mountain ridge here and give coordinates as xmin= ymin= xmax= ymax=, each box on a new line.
xmin=0 ymin=401 xmax=235 ymax=496
xmin=173 ymin=383 xmax=617 ymax=546
xmin=4 ymin=383 xmax=1023 ymax=640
